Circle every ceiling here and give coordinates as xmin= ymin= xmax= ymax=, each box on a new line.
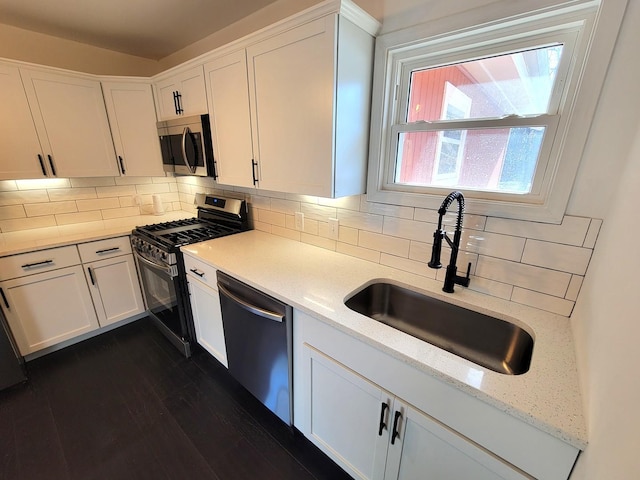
xmin=0 ymin=0 xmax=282 ymax=60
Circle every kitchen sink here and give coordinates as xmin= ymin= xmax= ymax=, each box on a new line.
xmin=344 ymin=282 xmax=534 ymax=375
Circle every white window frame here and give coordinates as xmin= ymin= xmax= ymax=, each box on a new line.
xmin=366 ymin=0 xmax=628 ymax=223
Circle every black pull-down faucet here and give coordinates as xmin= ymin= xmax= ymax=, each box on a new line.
xmin=428 ymin=191 xmax=471 ymax=293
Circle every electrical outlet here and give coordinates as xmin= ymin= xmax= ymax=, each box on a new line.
xmin=328 ymin=218 xmax=339 ymax=239
xmin=295 ymin=212 xmax=305 ymax=231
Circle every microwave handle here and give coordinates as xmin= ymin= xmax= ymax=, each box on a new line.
xmin=181 ymin=127 xmax=197 ymax=174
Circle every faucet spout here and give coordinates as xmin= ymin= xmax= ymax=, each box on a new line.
xmin=428 ymin=191 xmax=471 ymax=293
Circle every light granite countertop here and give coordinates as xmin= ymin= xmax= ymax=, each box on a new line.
xmin=0 ymin=211 xmax=193 ymax=257
xmin=182 ymin=229 xmax=587 ymax=450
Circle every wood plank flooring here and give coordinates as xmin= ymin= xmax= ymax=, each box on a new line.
xmin=0 ymin=318 xmax=353 ymax=480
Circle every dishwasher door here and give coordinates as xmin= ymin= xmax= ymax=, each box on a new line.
xmin=217 ymin=271 xmax=293 ymax=425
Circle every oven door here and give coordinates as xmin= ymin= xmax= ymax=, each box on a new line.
xmin=133 ymin=249 xmax=191 ymax=355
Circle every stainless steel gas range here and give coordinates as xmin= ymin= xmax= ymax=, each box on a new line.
xmin=131 ymin=194 xmax=249 ymax=356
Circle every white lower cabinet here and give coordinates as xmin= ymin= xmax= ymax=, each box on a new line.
xmin=83 ymin=254 xmax=145 ymax=328
xmin=302 ymin=345 xmax=528 ymax=480
xmin=184 ymin=253 xmax=227 ymax=366
xmin=295 ymin=309 xmax=579 ymax=480
xmin=79 ymin=236 xmax=145 ymax=328
xmin=0 ymin=265 xmax=99 ymax=355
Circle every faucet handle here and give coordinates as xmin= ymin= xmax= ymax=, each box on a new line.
xmin=459 ymin=262 xmax=472 ymax=287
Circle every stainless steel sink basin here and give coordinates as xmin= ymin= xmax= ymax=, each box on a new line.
xmin=345 ymin=282 xmax=534 ymax=375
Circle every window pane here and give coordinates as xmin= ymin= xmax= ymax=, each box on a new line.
xmin=395 ymin=127 xmax=545 ymax=193
xmin=406 ymin=45 xmax=563 ymax=122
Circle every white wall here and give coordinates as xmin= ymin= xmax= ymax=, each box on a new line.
xmin=567 ymin=1 xmax=640 ymax=477
xmin=569 ymin=124 xmax=640 ymax=479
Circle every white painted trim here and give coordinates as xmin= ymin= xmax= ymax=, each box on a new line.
xmin=366 ymin=0 xmax=628 ymax=223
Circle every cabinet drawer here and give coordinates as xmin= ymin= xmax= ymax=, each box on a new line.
xmin=0 ymin=245 xmax=80 ymax=281
xmin=78 ymin=236 xmax=132 ymax=263
xmin=184 ymin=253 xmax=217 ymax=289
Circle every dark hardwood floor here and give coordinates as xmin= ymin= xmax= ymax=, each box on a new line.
xmin=0 ymin=318 xmax=353 ymax=480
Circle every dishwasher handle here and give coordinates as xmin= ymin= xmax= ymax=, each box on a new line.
xmin=217 ymin=282 xmax=284 ymax=323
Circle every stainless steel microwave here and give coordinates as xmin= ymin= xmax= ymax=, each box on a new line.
xmin=157 ymin=114 xmax=216 ymax=177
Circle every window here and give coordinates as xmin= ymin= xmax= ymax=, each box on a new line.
xmin=367 ymin=0 xmax=626 ymax=222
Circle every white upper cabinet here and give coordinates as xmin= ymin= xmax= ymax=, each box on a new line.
xmin=0 ymin=63 xmax=48 ymax=180
xmin=246 ymin=10 xmax=377 ymax=197
xmin=20 ymin=68 xmax=119 ymax=178
xmin=204 ymin=50 xmax=255 ymax=189
xmin=101 ymin=80 xmax=165 ymax=177
xmin=153 ymin=65 xmax=208 ymax=121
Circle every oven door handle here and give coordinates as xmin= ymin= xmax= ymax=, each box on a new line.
xmin=133 ymin=249 xmax=176 ymax=277
xmin=218 ymin=282 xmax=284 ymax=323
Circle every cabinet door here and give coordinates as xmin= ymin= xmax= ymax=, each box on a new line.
xmin=246 ymin=16 xmax=336 ymax=196
xmin=0 ymin=63 xmax=48 ymax=179
xmin=84 ymin=254 xmax=145 ymax=328
xmin=20 ymin=68 xmax=119 ymax=177
xmin=301 ymin=345 xmax=390 ymax=480
xmin=101 ymin=81 xmax=165 ymax=177
xmin=204 ymin=51 xmax=255 ymax=188
xmin=385 ymin=400 xmax=529 ymax=480
xmin=154 ymin=65 xmax=207 ymax=120
xmin=187 ymin=275 xmax=227 ymax=367
xmin=0 ymin=266 xmax=99 ymax=355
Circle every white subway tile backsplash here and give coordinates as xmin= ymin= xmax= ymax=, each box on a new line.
xmin=271 ymin=198 xmax=300 ymax=215
xmin=285 ymin=193 xmax=318 ymax=204
xmin=383 ymin=217 xmax=433 ymax=242
xmin=248 ymin=195 xmax=272 ymax=210
xmin=522 ymin=240 xmax=592 ymax=275
xmin=70 ymin=177 xmax=117 ymax=188
xmin=413 ymin=209 xmax=487 ymax=230
xmin=0 ymin=190 xmax=49 ymax=205
xmin=337 ymin=242 xmax=381 ymax=263
xmin=583 ymin=219 xmax=602 ymax=249
xmin=511 ymin=288 xmax=574 ymax=316
xmin=151 ymin=176 xmax=174 ymax=184
xmin=254 ymin=221 xmax=272 ymax=233
xmin=257 ymin=209 xmax=286 ymax=227
xmin=49 ymin=187 xmax=97 ymax=201
xmin=76 ymin=198 xmax=120 ymax=212
xmin=16 ymin=178 xmax=70 ymax=190
xmin=101 ymin=207 xmax=141 ymax=220
xmin=380 ymin=254 xmax=437 ymax=279
xmin=96 ymin=185 xmax=136 ymax=198
xmin=565 ymin=275 xmax=584 ymax=302
xmin=338 ymin=210 xmax=384 ymax=233
xmin=476 ymin=256 xmax=571 ymax=297
xmin=408 ymin=241 xmax=430 ymax=263
xmin=318 ymin=195 xmax=361 ymax=211
xmin=485 ymin=215 xmax=590 ymax=246
xmin=0 ymin=181 xmax=17 ymax=191
xmin=114 ymin=176 xmax=152 ymax=186
xmin=338 ymin=226 xmax=359 ymax=245
xmin=0 ymin=178 xmax=605 ymax=318
xmin=358 ymin=231 xmax=410 ymax=257
xmin=361 ymin=198 xmax=414 ymax=219
xmin=301 ymin=233 xmax=336 ymax=251
xmin=467 ymin=276 xmax=513 ymax=301
xmin=271 ymin=225 xmax=301 ymax=241
xmin=55 ymin=211 xmax=103 ymax=226
xmin=0 ymin=215 xmax=56 ymax=232
xmin=301 ymin=203 xmax=337 ymax=222
xmin=24 ymin=201 xmax=77 ymax=217
xmin=0 ymin=205 xmax=26 ymax=220
xmin=463 ymin=229 xmax=525 ymax=262
xmin=135 ymin=183 xmax=171 ymax=195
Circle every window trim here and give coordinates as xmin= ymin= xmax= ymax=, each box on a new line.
xmin=366 ymin=0 xmax=628 ymax=223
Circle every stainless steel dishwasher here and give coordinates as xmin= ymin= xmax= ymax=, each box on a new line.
xmin=217 ymin=271 xmax=293 ymax=425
